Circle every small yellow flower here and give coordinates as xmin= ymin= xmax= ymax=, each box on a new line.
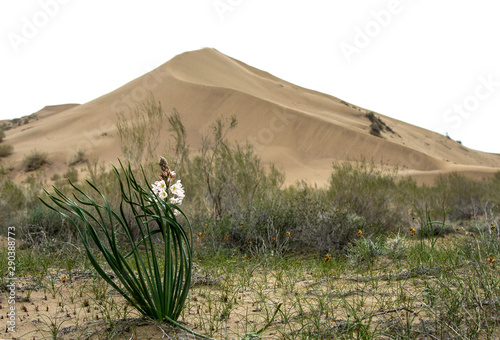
xmin=488 ymin=256 xmax=495 ymax=264
xmin=357 ymin=230 xmax=363 ymax=237
xmin=491 ymin=223 xmax=496 ymax=230
xmin=272 ymin=237 xmax=276 ymax=242
xmin=61 ymin=276 xmax=66 ymax=284
xmin=409 ymin=227 xmax=416 ymax=236
xmin=240 ymin=222 xmax=245 ymax=227
xmin=324 ymin=254 xmax=331 ymax=262
xmin=198 ymin=232 xmax=203 ymax=237
xmin=249 ymin=240 xmax=252 ymax=245
xmin=285 ymin=232 xmax=291 ymax=238
xmin=225 ymin=234 xmax=230 ymax=240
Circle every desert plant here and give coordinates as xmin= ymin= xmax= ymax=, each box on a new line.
xmin=433 ymin=173 xmax=487 ymax=220
xmin=191 ymin=115 xmax=284 ymax=220
xmin=22 ymin=150 xmax=48 ymax=172
xmin=63 ymin=167 xmax=78 ymax=182
xmin=22 ymin=205 xmax=74 ymax=247
xmin=369 ymin=121 xmax=382 ymax=137
xmin=366 ymin=112 xmax=394 ymax=137
xmin=198 ymin=115 xmax=238 ymax=218
xmin=0 ymin=127 xmax=5 ymax=143
xmin=327 ymin=161 xmax=407 ymax=232
xmin=0 ymin=179 xmax=26 ymax=228
xmin=166 ymin=109 xmax=190 ymax=174
xmin=69 ymin=149 xmax=87 ymax=166
xmin=116 ymin=94 xmax=166 ymax=166
xmin=0 ymin=144 xmax=13 ymax=157
xmin=40 ymin=158 xmax=193 ymax=325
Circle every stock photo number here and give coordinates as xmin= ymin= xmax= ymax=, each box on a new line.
xmin=5 ymin=226 xmax=17 ymax=333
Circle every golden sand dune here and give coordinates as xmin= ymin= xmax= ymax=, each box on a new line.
xmin=3 ymin=48 xmax=500 ymax=185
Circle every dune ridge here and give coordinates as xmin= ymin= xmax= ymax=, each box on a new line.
xmin=3 ymin=48 xmax=500 ymax=185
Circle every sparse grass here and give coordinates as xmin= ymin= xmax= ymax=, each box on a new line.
xmin=1 ymin=225 xmax=499 ymax=339
xmin=69 ymin=149 xmax=87 ymax=166
xmin=0 ymin=144 xmax=13 ymax=157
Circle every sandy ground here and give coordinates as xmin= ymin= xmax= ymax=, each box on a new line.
xmin=0 ymin=259 xmax=432 ymax=340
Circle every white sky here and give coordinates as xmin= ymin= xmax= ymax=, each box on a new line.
xmin=1 ymin=0 xmax=499 ymax=153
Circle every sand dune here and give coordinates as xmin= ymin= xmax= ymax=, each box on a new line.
xmin=2 ymin=48 xmax=500 ymax=186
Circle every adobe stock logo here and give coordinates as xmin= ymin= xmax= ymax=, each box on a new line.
xmin=339 ymin=0 xmax=413 ymax=64
xmin=7 ymin=0 xmax=71 ymax=54
xmin=443 ymin=74 xmax=500 ymax=130
xmin=212 ymin=0 xmax=244 ymax=21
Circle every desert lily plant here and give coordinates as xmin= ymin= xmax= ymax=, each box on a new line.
xmin=40 ymin=157 xmax=192 ymax=325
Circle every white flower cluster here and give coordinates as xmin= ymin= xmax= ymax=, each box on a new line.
xmin=151 ymin=179 xmax=185 ymax=207
xmin=152 ymin=157 xmax=185 ymax=215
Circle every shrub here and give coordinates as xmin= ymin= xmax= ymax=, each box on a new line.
xmin=0 ymin=144 xmax=13 ymax=157
xmin=0 ymin=179 xmax=26 ymax=228
xmin=432 ymin=173 xmax=489 ymax=220
xmin=366 ymin=112 xmax=394 ymax=137
xmin=22 ymin=150 xmax=48 ymax=172
xmin=63 ymin=167 xmax=78 ymax=182
xmin=22 ymin=205 xmax=76 ymax=247
xmin=0 ymin=127 xmax=4 ymax=142
xmin=116 ymin=94 xmax=166 ymax=165
xmin=369 ymin=122 xmax=382 ymax=137
xmin=327 ymin=161 xmax=409 ymax=232
xmin=69 ymin=149 xmax=87 ymax=166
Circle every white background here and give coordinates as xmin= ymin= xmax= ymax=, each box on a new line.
xmin=1 ymin=0 xmax=499 ymax=152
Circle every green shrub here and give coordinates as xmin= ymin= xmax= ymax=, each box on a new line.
xmin=431 ymin=173 xmax=493 ymax=220
xmin=22 ymin=150 xmax=48 ymax=172
xmin=348 ymin=235 xmax=386 ymax=266
xmin=0 ymin=179 xmax=26 ymax=228
xmin=327 ymin=161 xmax=409 ymax=232
xmin=23 ymin=205 xmax=75 ymax=247
xmin=0 ymin=144 xmax=13 ymax=157
xmin=64 ymin=167 xmax=78 ymax=182
xmin=0 ymin=179 xmax=25 ymax=211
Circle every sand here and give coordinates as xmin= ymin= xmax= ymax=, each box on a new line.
xmin=2 ymin=48 xmax=500 ymax=186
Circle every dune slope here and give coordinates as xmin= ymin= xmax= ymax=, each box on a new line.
xmin=3 ymin=48 xmax=500 ymax=185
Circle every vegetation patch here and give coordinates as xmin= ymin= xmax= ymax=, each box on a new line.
xmin=22 ymin=150 xmax=49 ymax=172
xmin=1 ymin=228 xmax=499 ymax=339
xmin=69 ymin=149 xmax=87 ymax=166
xmin=366 ymin=111 xmax=394 ymax=137
xmin=0 ymin=144 xmax=13 ymax=158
